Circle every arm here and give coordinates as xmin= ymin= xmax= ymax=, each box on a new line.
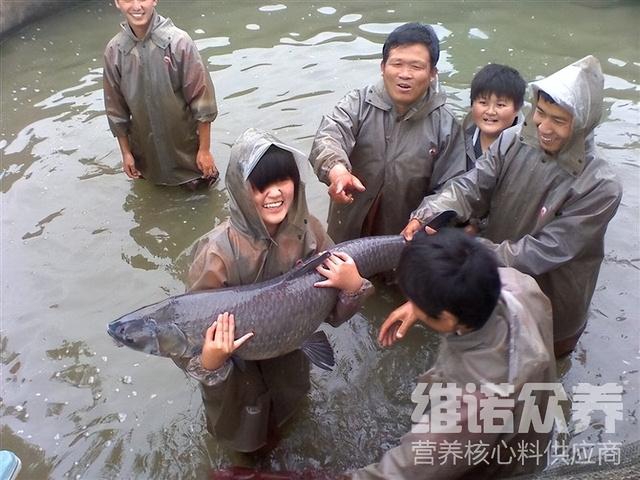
xmin=314 ymin=252 xmax=374 ymax=327
xmin=103 ymin=46 xmax=138 ymax=177
xmin=476 ymin=180 xmax=622 ymax=276
xmin=103 ymin=46 xmax=131 ymax=138
xmin=177 ymin=38 xmax=218 ymax=177
xmin=309 ymin=90 xmax=366 ymax=202
xmin=430 ymin=110 xmax=467 ymax=191
xmin=402 ymin=145 xmax=503 ymax=240
xmin=195 ymin=121 xmax=218 ymax=178
xmin=115 ymin=135 xmax=141 ymax=179
xmin=187 ymin=235 xmax=230 ymax=291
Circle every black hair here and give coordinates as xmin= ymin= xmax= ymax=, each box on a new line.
xmin=382 ymin=22 xmax=440 ymax=68
xmin=247 ymin=144 xmax=300 ymax=193
xmin=470 ymin=63 xmax=526 ymax=109
xmin=537 ymin=89 xmax=558 ymax=105
xmin=397 ymin=229 xmax=501 ymax=330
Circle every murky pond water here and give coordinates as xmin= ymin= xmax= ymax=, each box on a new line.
xmin=1 ymin=1 xmax=639 ymax=478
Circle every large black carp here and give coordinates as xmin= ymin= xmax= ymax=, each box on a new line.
xmin=108 ymin=235 xmax=406 ymax=369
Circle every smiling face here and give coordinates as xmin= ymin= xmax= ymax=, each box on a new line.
xmin=381 ymin=43 xmax=436 ymax=115
xmin=533 ymin=96 xmax=574 ymax=155
xmin=251 ymin=178 xmax=295 ymax=236
xmin=115 ymin=0 xmax=158 ymax=38
xmin=471 ymin=93 xmax=519 ymax=143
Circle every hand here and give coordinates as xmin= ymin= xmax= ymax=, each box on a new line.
xmin=378 ymin=302 xmax=419 ymax=347
xmin=196 ymin=149 xmax=218 ymax=179
xmin=401 ymin=219 xmax=437 ymax=241
xmin=201 ymin=312 xmax=254 ymax=370
xmin=122 ymin=151 xmax=141 ymax=179
xmin=327 ymin=164 xmax=365 ymax=204
xmin=314 ymin=251 xmax=363 ymax=294
xmin=464 ymin=223 xmax=479 ymax=236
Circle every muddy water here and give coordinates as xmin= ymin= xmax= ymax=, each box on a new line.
xmin=1 ymin=1 xmax=638 ymax=478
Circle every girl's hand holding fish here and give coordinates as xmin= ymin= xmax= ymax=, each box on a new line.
xmin=314 ymin=251 xmax=364 ymax=294
xmin=201 ymin=312 xmax=254 ymax=370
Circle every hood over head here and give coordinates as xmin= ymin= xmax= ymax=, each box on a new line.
xmin=522 ymin=55 xmax=604 ymax=174
xmin=225 ymin=128 xmax=311 ymax=242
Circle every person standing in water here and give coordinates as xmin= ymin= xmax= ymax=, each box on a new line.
xmin=103 ymin=0 xmax=219 ymax=189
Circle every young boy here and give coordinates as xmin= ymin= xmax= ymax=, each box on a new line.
xmin=403 ymin=56 xmax=622 ymax=356
xmin=354 ymin=229 xmax=555 ymax=478
xmin=179 ymin=128 xmax=372 ymax=453
xmin=103 ymin=0 xmax=219 ymax=188
xmin=465 ymin=63 xmax=526 ymax=169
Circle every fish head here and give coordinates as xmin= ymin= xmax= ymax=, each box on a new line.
xmin=108 ymin=306 xmax=190 ymax=358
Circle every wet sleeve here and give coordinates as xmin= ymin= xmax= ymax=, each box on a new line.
xmin=187 ymin=240 xmax=231 ymax=291
xmin=430 ymin=109 xmax=467 ymax=191
xmin=411 ymin=146 xmax=501 ymax=225
xmin=184 ymin=355 xmax=232 ymax=387
xmin=325 ymin=279 xmax=374 ymax=328
xmin=350 ymin=391 xmax=501 ymax=479
xmin=309 ymin=90 xmax=362 ymax=184
xmin=476 ymin=179 xmax=622 ymax=276
xmin=102 ymin=44 xmax=131 ymax=137
xmin=177 ymin=37 xmax=218 ymax=123
xmin=308 ymin=216 xmax=335 ymax=252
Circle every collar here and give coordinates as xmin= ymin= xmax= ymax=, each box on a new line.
xmin=118 ymin=11 xmax=172 ymax=54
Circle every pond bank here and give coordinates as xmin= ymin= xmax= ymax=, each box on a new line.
xmin=1 ymin=0 xmax=81 ymax=39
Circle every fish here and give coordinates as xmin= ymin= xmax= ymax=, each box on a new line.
xmin=107 ymin=235 xmax=403 ymax=370
xmin=107 ymin=212 xmax=456 ymax=370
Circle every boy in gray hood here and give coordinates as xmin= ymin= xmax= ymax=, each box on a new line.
xmin=403 ymin=56 xmax=622 ymax=356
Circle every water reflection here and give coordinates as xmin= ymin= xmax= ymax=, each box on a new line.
xmin=1 ymin=0 xmax=638 ymax=477
xmin=122 ymin=181 xmax=228 ymax=280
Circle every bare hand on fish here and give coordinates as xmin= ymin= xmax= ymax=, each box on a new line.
xmin=201 ymin=312 xmax=254 ymax=370
xmin=314 ymin=251 xmax=364 ymax=293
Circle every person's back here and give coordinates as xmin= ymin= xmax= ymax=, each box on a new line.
xmin=103 ymin=0 xmax=218 ymax=187
xmin=353 ymin=229 xmax=556 ymax=479
xmin=309 ymin=22 xmax=465 ymax=242
xmin=463 ymin=63 xmax=526 ymax=170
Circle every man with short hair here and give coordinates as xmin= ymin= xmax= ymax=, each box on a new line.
xmin=403 ymin=56 xmax=623 ymax=356
xmin=353 ymin=229 xmax=556 ymax=478
xmin=103 ymin=0 xmax=219 ymax=189
xmin=309 ymin=22 xmax=465 ymax=242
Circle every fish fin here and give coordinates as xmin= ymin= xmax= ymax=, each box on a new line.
xmin=284 ymin=251 xmax=332 ymax=281
xmin=300 ymin=330 xmax=335 ymax=371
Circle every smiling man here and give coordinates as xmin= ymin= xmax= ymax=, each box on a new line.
xmin=403 ymin=56 xmax=623 ymax=357
xmin=309 ymin=23 xmax=465 ymax=242
xmin=103 ymin=0 xmax=218 ymax=189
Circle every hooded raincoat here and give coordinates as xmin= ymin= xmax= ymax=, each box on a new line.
xmin=179 ymin=128 xmax=373 ymax=452
xmin=353 ymin=267 xmax=556 ymax=479
xmin=411 ymin=56 xmax=622 ymax=353
xmin=103 ymin=11 xmax=218 ymax=185
xmin=309 ymin=80 xmax=466 ymax=243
